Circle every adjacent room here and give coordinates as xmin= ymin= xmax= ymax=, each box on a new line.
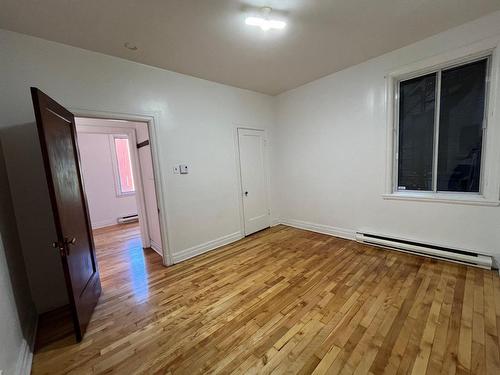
xmin=1 ymin=1 xmax=500 ymax=374
xmin=75 ymin=116 xmax=164 ymax=254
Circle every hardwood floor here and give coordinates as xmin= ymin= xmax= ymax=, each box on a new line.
xmin=32 ymin=223 xmax=500 ymax=374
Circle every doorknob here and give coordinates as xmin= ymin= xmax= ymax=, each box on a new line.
xmin=244 ymin=191 xmax=248 ymax=196
xmin=52 ymin=237 xmax=76 ymax=256
xmin=64 ymin=237 xmax=76 ymax=255
xmin=65 ymin=237 xmax=76 ymax=245
xmin=52 ymin=240 xmax=66 ymax=256
xmin=53 ymin=237 xmax=76 ymax=247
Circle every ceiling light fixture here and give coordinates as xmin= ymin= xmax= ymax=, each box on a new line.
xmin=245 ymin=7 xmax=286 ymax=31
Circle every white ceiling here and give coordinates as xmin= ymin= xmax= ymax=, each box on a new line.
xmin=1 ymin=0 xmax=500 ymax=95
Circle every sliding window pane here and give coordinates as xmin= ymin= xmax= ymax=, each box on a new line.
xmin=437 ymin=59 xmax=486 ymax=192
xmin=398 ymin=73 xmax=436 ymax=191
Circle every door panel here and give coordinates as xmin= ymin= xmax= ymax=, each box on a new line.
xmin=238 ymin=128 xmax=270 ymax=235
xmin=31 ymin=88 xmax=101 ymax=341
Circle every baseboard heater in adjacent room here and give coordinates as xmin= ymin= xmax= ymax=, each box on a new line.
xmin=117 ymin=214 xmax=139 ymax=224
xmin=355 ymin=232 xmax=493 ymax=269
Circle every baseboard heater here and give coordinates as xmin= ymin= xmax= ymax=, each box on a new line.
xmin=355 ymin=232 xmax=493 ymax=269
xmin=117 ymin=214 xmax=139 ymax=224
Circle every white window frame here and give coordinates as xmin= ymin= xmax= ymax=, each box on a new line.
xmin=109 ymin=134 xmax=136 ymax=197
xmin=394 ymin=55 xmax=490 ymax=195
xmin=384 ymin=39 xmax=500 ymax=206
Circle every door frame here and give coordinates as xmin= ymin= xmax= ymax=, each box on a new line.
xmin=70 ymin=108 xmax=173 ymax=266
xmin=234 ymin=127 xmax=271 ymax=236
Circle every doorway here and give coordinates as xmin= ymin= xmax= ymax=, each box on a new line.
xmin=30 ymin=89 xmax=170 ymax=346
xmin=237 ymin=128 xmax=270 ymax=235
xmin=75 ymin=117 xmax=164 ymax=290
xmin=75 ymin=116 xmax=164 ymax=264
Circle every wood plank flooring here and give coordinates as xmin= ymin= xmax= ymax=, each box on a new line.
xmin=32 ymin=223 xmax=500 ymax=374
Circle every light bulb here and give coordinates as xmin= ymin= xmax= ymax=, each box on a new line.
xmin=244 ymin=8 xmax=286 ymax=31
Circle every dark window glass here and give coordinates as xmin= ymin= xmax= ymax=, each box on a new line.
xmin=437 ymin=60 xmax=486 ymax=192
xmin=398 ymin=73 xmax=436 ymax=191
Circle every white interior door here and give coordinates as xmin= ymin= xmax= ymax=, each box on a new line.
xmin=238 ymin=128 xmax=270 ymax=235
xmin=138 ymin=143 xmax=162 ymax=253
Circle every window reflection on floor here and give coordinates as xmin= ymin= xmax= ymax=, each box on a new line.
xmin=123 ymin=235 xmax=150 ymax=301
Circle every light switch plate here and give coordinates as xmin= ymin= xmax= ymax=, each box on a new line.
xmin=173 ymin=166 xmax=180 ymax=174
xmin=179 ymin=164 xmax=189 ymax=174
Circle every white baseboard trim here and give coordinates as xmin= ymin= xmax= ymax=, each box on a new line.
xmin=279 ymin=218 xmax=356 ymax=241
xmin=16 ymin=314 xmax=38 ymax=375
xmin=150 ymin=239 xmax=162 ymax=256
xmin=172 ymin=231 xmax=244 ymax=264
xmin=270 ymin=217 xmax=281 ymax=227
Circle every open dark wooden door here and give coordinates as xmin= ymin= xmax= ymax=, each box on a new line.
xmin=31 ymin=88 xmax=101 ymax=342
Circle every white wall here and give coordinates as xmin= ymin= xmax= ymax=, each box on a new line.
xmin=275 ymin=11 xmax=500 ymax=265
xmin=0 ymin=123 xmax=68 ymax=314
xmin=77 ymin=132 xmax=138 ymax=229
xmin=0 ymin=29 xmax=276 ymax=267
xmin=0 ymin=139 xmax=36 ymax=375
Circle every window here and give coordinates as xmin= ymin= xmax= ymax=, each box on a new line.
xmin=113 ymin=136 xmax=135 ymax=195
xmin=396 ymin=57 xmax=488 ymax=194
